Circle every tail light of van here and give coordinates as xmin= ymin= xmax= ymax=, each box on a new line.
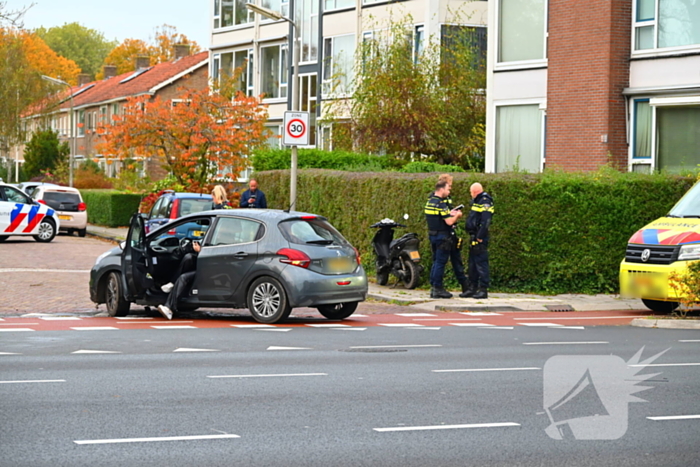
xmin=78 ymin=202 xmax=86 ymax=211
xmin=277 ymin=248 xmax=311 ymax=269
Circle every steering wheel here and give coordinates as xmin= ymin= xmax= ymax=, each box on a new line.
xmin=179 ymin=237 xmax=192 ymax=253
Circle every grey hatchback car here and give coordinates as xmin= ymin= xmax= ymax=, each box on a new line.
xmin=90 ymin=209 xmax=367 ymax=323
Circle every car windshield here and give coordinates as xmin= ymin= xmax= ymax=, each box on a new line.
xmin=279 ymin=218 xmax=350 ymax=246
xmin=668 ymin=183 xmax=700 ymax=218
xmin=179 ymin=198 xmax=213 ymax=217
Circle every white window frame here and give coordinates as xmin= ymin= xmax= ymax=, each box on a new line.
xmin=213 ymin=0 xmax=253 ymax=31
xmin=494 ymin=0 xmax=549 ymax=70
xmin=632 ymin=0 xmax=700 ymax=56
xmin=260 ymin=43 xmax=288 ymax=102
xmin=322 ymin=33 xmax=355 ymax=98
xmin=493 ymin=99 xmax=546 ymax=173
xmin=324 ymin=0 xmax=354 ymax=11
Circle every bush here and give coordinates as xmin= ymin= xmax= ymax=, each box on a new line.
xmin=399 ymin=161 xmax=465 ymax=173
xmin=82 ymin=190 xmax=143 ymax=227
xmin=255 ymin=168 xmax=694 ymax=294
xmin=251 ymin=148 xmax=405 ymax=172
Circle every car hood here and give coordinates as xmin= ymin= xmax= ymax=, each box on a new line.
xmin=628 ymin=217 xmax=700 ymax=245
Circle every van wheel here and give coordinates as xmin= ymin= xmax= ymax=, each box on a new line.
xmin=317 ymin=302 xmax=358 ymax=320
xmin=33 ymin=219 xmax=56 ymax=242
xmin=642 ymin=299 xmax=679 ymax=314
xmin=247 ymin=277 xmax=291 ymax=324
xmin=105 ymin=272 xmax=130 ymax=317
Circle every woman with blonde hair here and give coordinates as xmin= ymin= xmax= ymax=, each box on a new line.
xmin=211 ymin=185 xmax=230 ymax=209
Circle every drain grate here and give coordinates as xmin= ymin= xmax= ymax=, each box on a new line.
xmin=545 ymin=304 xmax=575 ymax=312
xmin=339 ymin=349 xmax=408 ymax=353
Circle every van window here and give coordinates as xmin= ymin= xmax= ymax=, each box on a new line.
xmin=669 ymin=183 xmax=700 ymax=218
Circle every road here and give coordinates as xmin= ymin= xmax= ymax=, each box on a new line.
xmin=2 ymin=324 xmax=700 ymax=467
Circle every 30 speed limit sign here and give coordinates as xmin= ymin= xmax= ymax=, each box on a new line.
xmin=283 ymin=111 xmax=309 ymax=146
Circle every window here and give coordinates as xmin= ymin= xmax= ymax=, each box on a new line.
xmin=325 ymin=0 xmax=354 ymax=10
xmin=299 ymin=74 xmax=317 ymax=145
xmin=266 ymin=124 xmax=282 ymax=148
xmin=99 ymin=106 xmax=108 ymax=126
xmin=498 ymin=0 xmax=546 ymax=63
xmin=213 ymin=0 xmax=252 ymax=29
xmin=414 ymin=25 xmax=425 ymax=63
xmin=261 ymin=44 xmax=288 ymax=99
xmin=77 ymin=110 xmax=85 ymax=136
xmin=262 ymin=0 xmax=289 ymax=17
xmin=442 ymin=25 xmax=487 ymax=69
xmin=322 ymin=34 xmax=355 ymax=96
xmin=656 ymin=105 xmax=700 ymax=172
xmin=297 ymin=0 xmax=319 ymax=62
xmin=210 ymin=217 xmax=263 ymax=246
xmin=219 ymin=50 xmax=254 ymax=95
xmin=634 ymin=0 xmax=700 ymax=51
xmin=2 ymin=186 xmax=30 ymax=204
xmin=495 ymin=104 xmax=543 ymax=172
xmin=633 ymin=99 xmax=652 ymax=159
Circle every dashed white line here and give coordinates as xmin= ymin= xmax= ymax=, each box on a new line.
xmin=378 ymin=323 xmax=424 ymax=327
xmin=70 ymin=327 xmax=119 ymax=331
xmin=350 ymin=345 xmax=442 ymax=349
xmin=523 ymin=341 xmax=608 ymax=346
xmin=679 ymin=340 xmax=700 ymax=343
xmin=647 ymin=415 xmax=700 ymax=421
xmin=0 ymin=328 xmax=35 ymax=332
xmin=330 ymin=327 xmax=367 ymax=331
xmin=231 ymin=324 xmax=273 ymax=328
xmin=255 ymin=328 xmax=292 ymax=332
xmin=459 ymin=312 xmax=502 ymax=316
xmin=629 ymin=363 xmax=700 ymax=368
xmin=114 ymin=317 xmax=153 ymax=320
xmin=450 ymin=323 xmax=494 ymax=327
xmin=122 ymin=321 xmax=193 ymax=325
xmin=0 ymin=379 xmax=65 ymax=384
xmin=0 ymin=352 xmax=21 ymax=355
xmin=551 ymin=326 xmax=586 ymax=330
xmin=207 ymin=373 xmax=327 ymax=379
xmin=39 ymin=317 xmax=82 ymax=321
xmin=74 ymin=434 xmax=240 ymax=445
xmin=305 ymin=324 xmax=350 ymax=328
xmin=374 ymin=422 xmax=520 ymax=432
xmin=396 ymin=313 xmax=436 ymax=317
xmin=0 ymin=323 xmax=38 ymax=326
xmin=151 ymin=326 xmax=197 ymax=330
xmin=408 ymin=327 xmax=441 ymax=330
xmin=518 ymin=323 xmax=562 ymax=327
xmin=433 ymin=367 xmax=540 ymax=373
xmin=480 ymin=326 xmax=514 ymax=330
xmin=514 ymin=316 xmax=633 ymax=320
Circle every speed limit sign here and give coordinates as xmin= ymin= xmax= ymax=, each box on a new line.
xmin=283 ymin=111 xmax=309 ymax=146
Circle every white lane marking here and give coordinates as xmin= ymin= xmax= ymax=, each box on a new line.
xmin=267 ymin=346 xmax=312 ymax=350
xmin=514 ymin=316 xmax=634 ymax=320
xmin=551 ymin=326 xmax=586 ymax=330
xmin=414 ymin=318 xmax=481 ymax=321
xmin=518 ymin=323 xmax=563 ymax=327
xmin=231 ymin=324 xmax=273 ymax=328
xmin=374 ymin=422 xmax=520 ymax=432
xmin=350 ymin=314 xmax=368 ymax=317
xmin=151 ymin=326 xmax=197 ymax=330
xmin=207 ymin=373 xmax=327 ymax=379
xmin=480 ymin=326 xmax=514 ymax=330
xmin=0 ymin=323 xmax=38 ymax=326
xmin=123 ymin=321 xmax=194 ymax=325
xmin=0 ymin=328 xmax=35 ymax=332
xmin=0 ymin=379 xmax=65 ymax=384
xmin=70 ymin=327 xmax=119 ymax=331
xmin=460 ymin=312 xmax=503 ymax=316
xmin=396 ymin=313 xmax=436 ymax=317
xmin=173 ymin=348 xmax=220 ymax=352
xmin=305 ymin=324 xmax=350 ymax=327
xmin=74 ymin=434 xmax=240 ymax=445
xmin=39 ymin=317 xmax=82 ymax=321
xmin=331 ymin=327 xmax=367 ymax=331
xmin=255 ymin=328 xmax=292 ymax=332
xmin=647 ymin=415 xmax=700 ymax=421
xmin=523 ymin=341 xmax=608 ymax=345
xmin=0 ymin=352 xmax=21 ymax=355
xmin=72 ymin=350 xmax=121 ymax=354
xmin=679 ymin=340 xmax=700 ymax=343
xmin=450 ymin=323 xmax=494 ymax=327
xmin=408 ymin=327 xmax=441 ymax=330
xmin=433 ymin=367 xmax=541 ymax=373
xmin=0 ymin=268 xmax=89 ymax=273
xmin=115 ymin=316 xmax=154 ymax=320
xmin=350 ymin=345 xmax=442 ymax=349
xmin=629 ymin=363 xmax=700 ymax=368
xmin=378 ymin=323 xmax=424 ymax=327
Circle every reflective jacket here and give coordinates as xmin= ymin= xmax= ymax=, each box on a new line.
xmin=466 ymin=192 xmax=494 ymax=240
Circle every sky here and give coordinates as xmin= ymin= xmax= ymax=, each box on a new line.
xmin=7 ymin=0 xmax=210 ymax=47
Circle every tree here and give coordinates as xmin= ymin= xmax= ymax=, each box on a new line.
xmin=34 ymin=22 xmax=117 ymax=78
xmin=96 ymin=82 xmax=271 ymax=187
xmin=97 ymin=24 xmax=201 ymax=79
xmin=0 ymin=1 xmax=32 ymax=28
xmin=323 ymin=15 xmax=486 ymax=169
xmin=22 ymin=128 xmax=69 ymax=179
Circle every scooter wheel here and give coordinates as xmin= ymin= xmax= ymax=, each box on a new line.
xmin=401 ymin=258 xmax=420 ymax=289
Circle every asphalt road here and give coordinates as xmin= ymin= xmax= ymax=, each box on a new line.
xmin=2 ymin=325 xmax=699 ymax=467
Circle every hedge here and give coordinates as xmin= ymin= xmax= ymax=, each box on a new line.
xmin=251 ymin=148 xmax=406 ymax=171
xmin=81 ymin=190 xmax=143 ymax=227
xmin=254 ymin=169 xmax=695 ymax=294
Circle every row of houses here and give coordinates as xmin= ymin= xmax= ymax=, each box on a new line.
xmin=10 ymin=0 xmax=700 ymax=180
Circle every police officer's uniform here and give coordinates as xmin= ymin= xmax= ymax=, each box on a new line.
xmin=464 ymin=191 xmax=494 ymax=299
xmin=425 ymin=193 xmax=467 ymax=299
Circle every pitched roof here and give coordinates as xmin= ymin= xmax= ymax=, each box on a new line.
xmin=58 ymin=51 xmax=209 ymax=111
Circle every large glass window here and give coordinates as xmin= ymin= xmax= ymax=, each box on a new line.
xmin=217 ymin=50 xmax=253 ymax=96
xmin=656 ymin=105 xmax=700 ymax=172
xmin=633 ymin=100 xmax=652 ymax=158
xmin=495 ymin=104 xmax=543 ymax=172
xmin=299 ymin=74 xmax=317 ymax=145
xmin=297 ymin=0 xmax=319 ymax=62
xmin=498 ymin=0 xmax=546 ymax=62
xmin=262 ymin=0 xmax=289 ymax=17
xmin=325 ymin=0 xmax=354 ymax=10
xmin=634 ymin=0 xmax=700 ymax=50
xmin=214 ymin=0 xmax=252 ymax=29
xmin=261 ymin=44 xmax=288 ymax=99
xmin=322 ymin=34 xmax=355 ymax=96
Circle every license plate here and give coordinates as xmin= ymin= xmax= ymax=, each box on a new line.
xmin=409 ymin=251 xmax=420 ymax=260
xmin=328 ymin=257 xmax=352 ymax=272
xmin=58 ymin=215 xmax=71 ymax=221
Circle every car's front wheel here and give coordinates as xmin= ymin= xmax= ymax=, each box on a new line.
xmin=642 ymin=298 xmax=679 ymax=314
xmin=105 ymin=272 xmax=130 ymax=317
xmin=33 ymin=219 xmax=56 ymax=242
xmin=247 ymin=276 xmax=291 ymax=324
xmin=317 ymin=301 xmax=359 ymax=320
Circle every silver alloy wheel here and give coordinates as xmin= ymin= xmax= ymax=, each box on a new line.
xmin=251 ymin=282 xmax=281 ymax=318
xmin=107 ymin=274 xmax=119 ymax=314
xmin=36 ymin=221 xmax=54 ymax=240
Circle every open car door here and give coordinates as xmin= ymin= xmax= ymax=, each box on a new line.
xmin=122 ymin=213 xmax=150 ymax=300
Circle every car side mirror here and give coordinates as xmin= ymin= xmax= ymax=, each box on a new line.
xmin=119 ymin=241 xmax=126 ymax=250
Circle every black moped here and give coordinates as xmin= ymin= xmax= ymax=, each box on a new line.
xmin=370 ymin=217 xmax=423 ymax=289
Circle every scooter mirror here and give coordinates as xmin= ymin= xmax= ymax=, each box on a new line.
xmin=403 ymin=213 xmax=409 ymax=220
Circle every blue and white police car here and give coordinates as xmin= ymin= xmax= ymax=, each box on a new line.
xmin=0 ymin=182 xmax=60 ymax=242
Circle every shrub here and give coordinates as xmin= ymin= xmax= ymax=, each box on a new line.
xmin=82 ymin=190 xmax=142 ymax=227
xmin=251 ymin=148 xmax=405 ymax=172
xmin=399 ymin=161 xmax=465 ymax=173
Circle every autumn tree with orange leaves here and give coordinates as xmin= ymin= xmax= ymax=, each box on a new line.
xmin=97 ymin=84 xmax=270 ymax=187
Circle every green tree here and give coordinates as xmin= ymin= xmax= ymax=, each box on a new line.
xmin=23 ymin=128 xmax=69 ymax=179
xmin=34 ymin=22 xmax=117 ymax=78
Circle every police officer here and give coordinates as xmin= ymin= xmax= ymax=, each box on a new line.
xmin=461 ymin=182 xmax=494 ymax=299
xmin=425 ymin=179 xmax=464 ymax=299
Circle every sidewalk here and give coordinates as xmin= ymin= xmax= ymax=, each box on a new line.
xmin=87 ymin=224 xmax=128 ymax=243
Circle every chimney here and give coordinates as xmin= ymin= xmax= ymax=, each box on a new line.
xmin=134 ymin=55 xmax=151 ymax=70
xmin=103 ymin=65 xmax=117 ymax=79
xmin=78 ymin=73 xmax=92 ymax=86
xmin=174 ymin=43 xmax=191 ymax=60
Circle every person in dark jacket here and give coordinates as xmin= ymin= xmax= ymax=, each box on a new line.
xmin=157 ymin=240 xmax=201 ymax=320
xmin=240 ymin=179 xmax=267 ymax=208
xmin=461 ymin=182 xmax=494 ymax=299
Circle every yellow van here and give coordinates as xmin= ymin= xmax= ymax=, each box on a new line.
xmin=620 ymin=182 xmax=700 ymax=313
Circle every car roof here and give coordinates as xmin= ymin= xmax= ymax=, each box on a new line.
xmin=167 ymin=192 xmax=213 ymax=199
xmin=183 ymin=208 xmax=326 ymax=222
xmin=34 ymin=185 xmax=81 ymax=194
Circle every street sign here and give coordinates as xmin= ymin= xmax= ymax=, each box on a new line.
xmin=283 ymin=111 xmax=309 ymax=146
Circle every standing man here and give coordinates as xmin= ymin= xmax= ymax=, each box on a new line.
xmin=461 ymin=182 xmax=494 ymax=299
xmin=240 ymin=179 xmax=267 ymax=208
xmin=425 ymin=179 xmax=465 ymax=299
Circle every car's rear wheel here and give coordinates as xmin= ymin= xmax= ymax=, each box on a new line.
xmin=33 ymin=219 xmax=56 ymax=242
xmin=401 ymin=258 xmax=420 ymax=289
xmin=78 ymin=228 xmax=87 ymax=237
xmin=317 ymin=301 xmax=358 ymax=320
xmin=0 ymin=235 xmax=7 ymax=242
xmin=105 ymin=272 xmax=130 ymax=317
xmin=642 ymin=299 xmax=679 ymax=314
xmin=247 ymin=276 xmax=291 ymax=324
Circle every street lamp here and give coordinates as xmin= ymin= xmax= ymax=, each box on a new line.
xmin=246 ymin=2 xmax=300 ymax=211
xmin=41 ymin=75 xmax=74 ymax=187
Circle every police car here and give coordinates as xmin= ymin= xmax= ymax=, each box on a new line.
xmin=0 ymin=182 xmax=60 ymax=242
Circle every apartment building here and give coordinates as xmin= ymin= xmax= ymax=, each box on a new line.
xmin=210 ymin=0 xmax=487 ymax=162
xmin=486 ymin=0 xmax=700 ymax=173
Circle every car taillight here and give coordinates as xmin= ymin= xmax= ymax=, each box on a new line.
xmin=170 ymin=199 xmax=180 ymax=219
xmin=300 ymin=215 xmax=316 ymax=220
xmin=353 ymin=247 xmax=361 ymax=265
xmin=277 ymin=248 xmax=311 ymax=269
xmin=78 ymin=202 xmax=86 ymax=212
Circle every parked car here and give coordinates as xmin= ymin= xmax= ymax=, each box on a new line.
xmin=145 ymin=190 xmax=214 ymax=234
xmin=0 ymin=182 xmax=60 ymax=242
xmin=16 ymin=181 xmax=60 ymax=196
xmin=31 ymin=185 xmax=87 ymax=237
xmin=90 ymin=209 xmax=368 ymax=323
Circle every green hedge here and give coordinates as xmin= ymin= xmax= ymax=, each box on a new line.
xmin=82 ymin=190 xmax=143 ymax=227
xmin=255 ymin=169 xmax=695 ymax=294
xmin=251 ymin=148 xmax=406 ymax=172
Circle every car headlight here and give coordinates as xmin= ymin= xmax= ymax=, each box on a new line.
xmin=95 ymin=250 xmax=112 ymax=266
xmin=678 ymin=244 xmax=700 ymax=261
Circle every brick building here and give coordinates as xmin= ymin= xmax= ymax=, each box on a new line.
xmin=485 ymin=0 xmax=700 ymax=173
